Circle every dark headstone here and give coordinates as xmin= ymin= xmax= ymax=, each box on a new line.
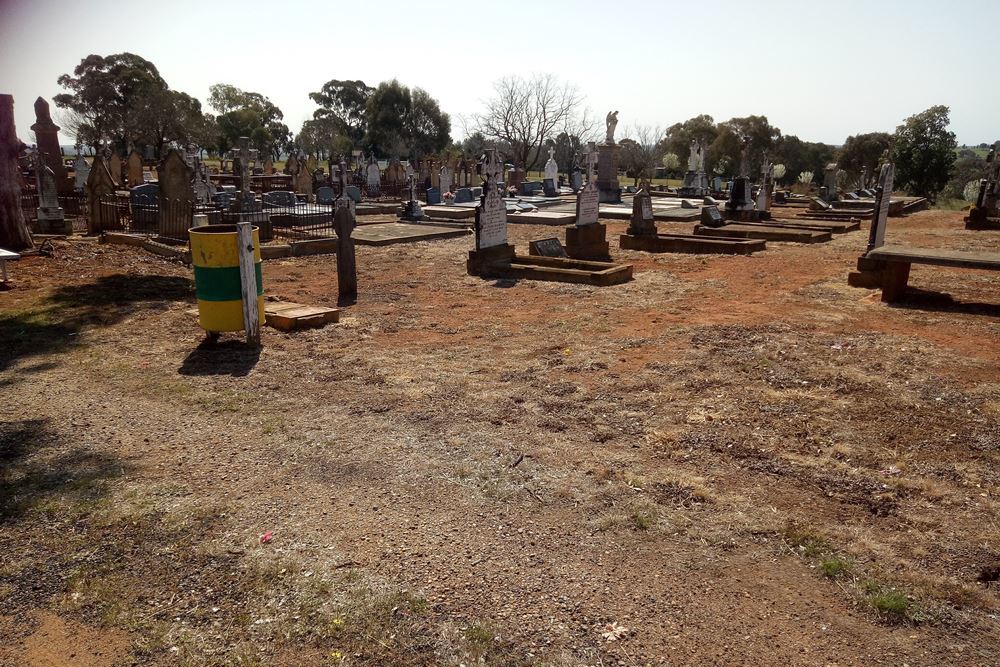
xmin=628 ymin=190 xmax=656 ymax=237
xmin=426 ymin=187 xmax=441 ymax=205
xmin=543 ymin=178 xmax=558 ymax=197
xmin=454 ymin=187 xmax=474 ymax=204
xmin=701 ymin=205 xmax=725 ymax=227
xmin=529 ymin=237 xmax=567 ymax=257
xmin=316 ymin=186 xmax=335 ymax=205
xmin=346 ymin=185 xmax=362 ymax=203
xmin=262 ymin=190 xmax=297 ymax=208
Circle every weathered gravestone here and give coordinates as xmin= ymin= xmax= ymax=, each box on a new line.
xmin=73 ymin=148 xmax=90 ymax=192
xmin=262 ymin=190 xmax=297 ymax=208
xmin=566 ymin=144 xmax=609 ymax=260
xmin=30 ymin=96 xmax=71 ymax=195
xmin=366 ymin=157 xmax=381 ymax=197
xmin=680 ymin=139 xmax=710 ymax=197
xmin=529 ymin=237 xmax=568 ymax=257
xmin=454 ymin=187 xmax=474 ymax=204
xmin=467 ymin=150 xmax=513 ymax=272
xmin=33 ymin=149 xmax=69 ymax=234
xmin=158 ymin=149 xmax=194 ymax=238
xmin=130 ymin=182 xmax=159 ymax=229
xmin=439 ymin=163 xmax=453 ymax=195
xmin=126 ymin=150 xmax=143 ymax=186
xmin=627 ymin=189 xmax=655 ymax=237
xmin=700 ymin=205 xmax=725 ymax=227
xmin=597 ymin=113 xmax=622 ymax=204
xmin=296 ymin=167 xmax=313 ymax=197
xmin=848 ymin=162 xmax=898 ymax=287
xmin=400 ymin=176 xmax=424 ymax=221
xmin=543 ymin=147 xmax=559 ymax=196
xmin=85 ymin=155 xmax=117 ymax=234
xmin=316 ymin=186 xmax=335 ymax=205
xmin=425 ymin=187 xmax=441 ymax=206
xmin=108 ymin=152 xmax=123 ymax=187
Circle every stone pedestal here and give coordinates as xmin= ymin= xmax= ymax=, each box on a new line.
xmin=467 ymin=243 xmax=515 ymax=276
xmin=679 ymin=170 xmax=710 ymax=197
xmin=847 ymin=255 xmax=888 ymax=288
xmin=597 ymin=143 xmax=621 ymax=204
xmin=34 ymin=206 xmax=71 ymax=234
xmin=565 ymin=222 xmax=610 ymax=261
xmin=400 ymin=200 xmax=425 ymax=221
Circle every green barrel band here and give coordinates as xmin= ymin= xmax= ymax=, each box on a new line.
xmin=193 ymin=263 xmax=263 ymax=302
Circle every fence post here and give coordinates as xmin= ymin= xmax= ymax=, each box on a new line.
xmin=236 ymin=220 xmax=261 ymax=347
xmin=334 ymin=204 xmax=357 ymax=303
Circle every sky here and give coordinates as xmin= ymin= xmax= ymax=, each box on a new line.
xmin=1 ymin=0 xmax=998 ymax=148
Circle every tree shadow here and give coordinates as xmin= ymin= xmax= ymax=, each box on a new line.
xmin=0 ymin=274 xmax=193 ymax=373
xmin=0 ymin=418 xmax=124 ymax=523
xmin=178 ymin=338 xmax=260 ymax=377
xmin=890 ymin=287 xmax=1000 ymax=317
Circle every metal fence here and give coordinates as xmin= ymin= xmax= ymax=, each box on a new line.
xmin=20 ymin=192 xmax=90 ymax=233
xmin=93 ymin=196 xmax=339 ymax=245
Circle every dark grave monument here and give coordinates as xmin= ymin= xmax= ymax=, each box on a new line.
xmin=130 ymin=182 xmax=159 ymax=229
xmin=679 ymin=139 xmax=710 ymax=197
xmin=966 ymin=142 xmax=1000 ymax=230
xmin=597 ymin=112 xmax=621 ymax=203
xmin=454 ymin=187 xmax=474 ymax=204
xmin=30 ymin=96 xmax=72 ymax=195
xmin=31 ymin=147 xmax=69 ymax=234
xmin=529 ymin=237 xmax=568 ymax=257
xmin=401 ymin=176 xmax=425 ymax=221
xmin=426 ymin=186 xmax=441 ymax=205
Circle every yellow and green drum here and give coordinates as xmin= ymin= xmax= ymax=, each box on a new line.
xmin=189 ymin=225 xmax=265 ymax=333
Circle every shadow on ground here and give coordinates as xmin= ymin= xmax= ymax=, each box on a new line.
xmin=178 ymin=338 xmax=260 ymax=377
xmin=0 ymin=418 xmax=123 ymax=523
xmin=891 ymin=287 xmax=1000 ymax=317
xmin=0 ymin=274 xmax=193 ymax=373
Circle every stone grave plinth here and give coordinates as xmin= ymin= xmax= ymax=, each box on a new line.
xmin=619 ymin=194 xmax=765 ymax=256
xmin=565 ymin=222 xmax=610 ymax=261
xmin=597 ymin=143 xmax=621 ymax=204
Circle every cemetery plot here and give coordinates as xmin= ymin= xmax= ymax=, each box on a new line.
xmin=695 ymin=223 xmax=832 ymax=244
xmin=352 ymin=222 xmax=471 ymax=246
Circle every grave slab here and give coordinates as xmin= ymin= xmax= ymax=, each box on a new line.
xmin=421 ymin=205 xmax=476 ymax=220
xmin=619 ymin=233 xmax=765 ymax=255
xmin=508 ymin=210 xmax=577 ymax=225
xmin=353 ymin=222 xmax=471 ymax=246
xmin=694 ymin=224 xmax=831 ymax=244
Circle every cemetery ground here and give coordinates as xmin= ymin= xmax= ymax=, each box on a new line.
xmin=1 ymin=209 xmax=998 ymax=666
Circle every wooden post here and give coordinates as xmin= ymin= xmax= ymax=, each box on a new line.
xmin=236 ymin=221 xmax=261 ymax=347
xmin=334 ymin=204 xmax=357 ymax=302
xmin=0 ymin=94 xmax=34 ymax=251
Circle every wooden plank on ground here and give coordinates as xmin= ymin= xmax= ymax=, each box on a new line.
xmin=264 ymin=301 xmax=341 ymax=331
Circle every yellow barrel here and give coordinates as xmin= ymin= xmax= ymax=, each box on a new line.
xmin=189 ymin=225 xmax=265 ymax=333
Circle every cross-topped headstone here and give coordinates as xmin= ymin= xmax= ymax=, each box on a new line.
xmin=475 ymin=157 xmax=507 ymax=250
xmin=482 ymin=149 xmax=502 ymax=192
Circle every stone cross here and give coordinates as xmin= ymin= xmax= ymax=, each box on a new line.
xmin=548 ymin=146 xmax=555 ymax=161
xmin=482 ymin=149 xmax=502 ymax=189
xmin=237 ymin=137 xmax=252 ymax=196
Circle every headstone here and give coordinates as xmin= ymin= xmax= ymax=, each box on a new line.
xmin=32 ymin=149 xmax=67 ymax=233
xmin=543 ymin=146 xmax=558 ymax=184
xmin=570 ymin=169 xmax=582 ymax=192
xmin=475 ymin=152 xmax=507 ymax=250
xmin=867 ymin=162 xmax=895 ymax=252
xmin=520 ymin=181 xmax=543 ymax=196
xmin=108 ymin=153 xmax=123 ymax=187
xmin=439 ymin=163 xmax=453 ymax=194
xmin=597 ymin=127 xmax=621 ymax=204
xmin=30 ymin=96 xmax=71 ymax=194
xmin=628 ymin=189 xmax=656 ymax=236
xmin=426 ymin=187 xmax=441 ymax=205
xmin=680 ymin=139 xmax=710 ymax=197
xmin=822 ymin=163 xmax=840 ymax=202
xmin=345 ymin=185 xmax=362 ymax=203
xmin=725 ymin=177 xmax=754 ymax=213
xmin=530 ymin=238 xmax=567 ymax=257
xmin=143 ymin=144 xmax=154 ymax=161
xmin=73 ymin=148 xmax=90 ymax=191
xmin=126 ymin=150 xmax=143 ymax=186
xmin=296 ymin=167 xmax=313 ymax=197
xmin=85 ymin=155 xmax=117 ymax=233
xmin=366 ymin=157 xmax=381 ymax=196
xmin=575 ymin=177 xmax=599 ymax=227
xmin=809 ymin=196 xmax=832 ymax=211
xmin=286 ymin=153 xmax=300 ymax=176
xmin=262 ymin=190 xmax=297 ymax=208
xmin=130 ymin=182 xmax=159 ymax=228
xmin=701 ymin=205 xmax=725 ymax=227
xmin=316 ymin=185 xmax=335 ymax=205
xmin=454 ymin=187 xmax=474 ymax=204
xmin=543 ymin=178 xmax=557 ymax=197
xmin=157 ymin=149 xmax=194 ymax=237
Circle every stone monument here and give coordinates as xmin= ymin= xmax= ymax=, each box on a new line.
xmin=158 ymin=149 xmax=194 ymax=238
xmin=31 ymin=148 xmax=69 ymax=234
xmin=467 ymin=148 xmax=514 ymax=273
xmin=679 ymin=139 xmax=710 ymax=197
xmin=597 ymin=111 xmax=621 ymax=203
xmin=543 ymin=146 xmax=558 ymax=197
xmin=84 ymin=154 xmax=117 ymax=234
xmin=566 ymin=143 xmax=609 ymax=260
xmin=126 ymin=150 xmax=143 ymax=186
xmin=439 ymin=162 xmax=453 ymax=195
xmin=365 ymin=156 xmax=381 ymax=197
xmin=73 ymin=145 xmax=90 ymax=192
xmin=967 ymin=142 xmax=1000 ymax=229
xmin=627 ymin=188 xmax=656 ymax=237
xmin=30 ymin=96 xmax=71 ymax=195
xmin=725 ymin=146 xmax=755 ymax=220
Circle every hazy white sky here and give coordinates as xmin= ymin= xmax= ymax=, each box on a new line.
xmin=1 ymin=0 xmax=997 ymax=147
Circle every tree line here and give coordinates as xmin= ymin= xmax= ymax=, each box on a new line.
xmin=50 ymin=53 xmax=979 ymax=200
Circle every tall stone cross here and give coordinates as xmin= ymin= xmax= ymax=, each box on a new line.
xmin=584 ymin=142 xmax=598 ymax=184
xmin=482 ymin=149 xmax=502 ymax=190
xmin=548 ymin=146 xmax=555 ymax=162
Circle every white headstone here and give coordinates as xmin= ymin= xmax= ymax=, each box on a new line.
xmin=477 ymin=154 xmax=507 ymax=249
xmin=366 ymin=160 xmax=381 ymax=188
xmin=439 ymin=164 xmax=453 ymax=194
xmin=575 ymin=180 xmax=599 ymax=226
xmin=543 ymin=146 xmax=558 ymax=183
xmin=73 ymin=149 xmax=90 ymax=191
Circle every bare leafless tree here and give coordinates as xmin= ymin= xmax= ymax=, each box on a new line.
xmin=473 ymin=74 xmax=586 ymax=170
xmin=619 ymin=124 xmax=664 ymax=185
